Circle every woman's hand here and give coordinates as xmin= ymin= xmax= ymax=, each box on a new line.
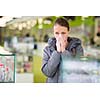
xmin=60 ymin=37 xmax=67 ymax=52
xmin=56 ymin=37 xmax=67 ymax=53
xmin=56 ymin=38 xmax=62 ymax=52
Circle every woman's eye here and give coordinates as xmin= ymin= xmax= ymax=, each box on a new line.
xmin=62 ymin=32 xmax=66 ymax=34
xmin=55 ymin=32 xmax=59 ymax=34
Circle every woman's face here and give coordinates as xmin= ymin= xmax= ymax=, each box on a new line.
xmin=54 ymin=24 xmax=69 ymax=41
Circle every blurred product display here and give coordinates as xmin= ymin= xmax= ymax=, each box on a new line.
xmin=0 ymin=46 xmax=15 ymax=82
xmin=3 ymin=34 xmax=34 ymax=74
xmin=60 ymin=56 xmax=100 ymax=83
xmin=15 ymin=42 xmax=34 ymax=73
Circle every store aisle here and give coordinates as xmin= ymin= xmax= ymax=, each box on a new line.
xmin=16 ymin=73 xmax=33 ymax=83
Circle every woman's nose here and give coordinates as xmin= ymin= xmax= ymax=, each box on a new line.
xmin=59 ymin=33 xmax=62 ymax=37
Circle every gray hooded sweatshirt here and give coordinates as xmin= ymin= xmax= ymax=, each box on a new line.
xmin=41 ymin=37 xmax=84 ymax=83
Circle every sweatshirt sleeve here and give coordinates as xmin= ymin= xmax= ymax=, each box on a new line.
xmin=75 ymin=44 xmax=84 ymax=57
xmin=41 ymin=47 xmax=61 ymax=77
xmin=61 ymin=44 xmax=84 ymax=59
